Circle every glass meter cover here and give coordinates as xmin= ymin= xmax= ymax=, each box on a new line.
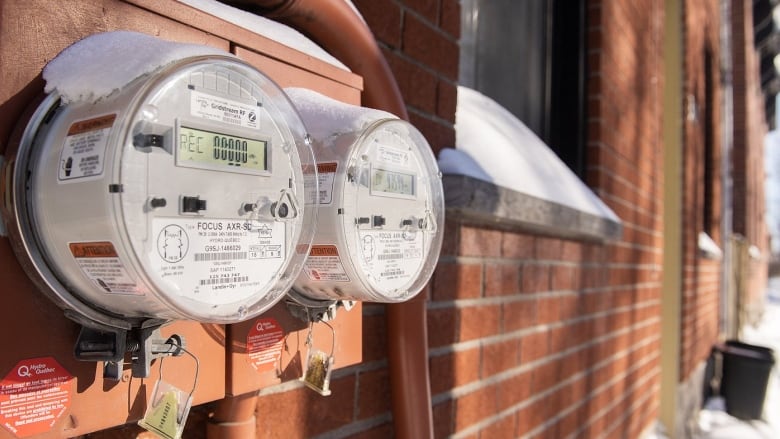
xmin=4 ymin=56 xmax=317 ymax=326
xmin=293 ymin=119 xmax=444 ymax=303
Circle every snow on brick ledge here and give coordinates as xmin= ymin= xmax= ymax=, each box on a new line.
xmin=180 ymin=0 xmax=348 ymax=71
xmin=439 ymin=87 xmax=622 ymax=242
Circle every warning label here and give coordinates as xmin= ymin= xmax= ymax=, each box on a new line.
xmin=247 ymin=318 xmax=285 ymax=374
xmin=0 ymin=357 xmax=72 ymax=437
xmin=190 ymin=90 xmax=260 ymax=130
xmin=69 ymin=241 xmax=142 ymax=295
xmin=304 ymin=245 xmax=350 ymax=282
xmin=152 ymin=218 xmax=286 ymax=306
xmin=304 ymin=162 xmax=338 ymax=205
xmin=58 ymin=114 xmax=115 ymax=182
xmin=359 ymin=230 xmax=424 ymax=292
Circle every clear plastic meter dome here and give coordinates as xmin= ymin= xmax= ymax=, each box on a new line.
xmin=293 ymin=118 xmax=444 ymax=303
xmin=6 ymin=56 xmax=317 ymax=326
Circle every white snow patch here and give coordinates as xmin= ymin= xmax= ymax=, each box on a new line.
xmin=44 ymin=31 xmax=230 ymax=104
xmin=442 ymin=86 xmax=619 ymax=222
xmin=437 ymin=148 xmax=492 ymax=182
xmin=699 ymin=232 xmax=724 ymax=259
xmin=696 ymin=405 xmax=776 ymax=438
xmin=284 ymin=87 xmax=397 ymax=138
xmin=179 ymin=0 xmax=348 ymax=71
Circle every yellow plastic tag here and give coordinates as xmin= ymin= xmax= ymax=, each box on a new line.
xmin=138 ymin=390 xmax=180 ymax=439
xmin=301 ymin=349 xmax=333 ymax=396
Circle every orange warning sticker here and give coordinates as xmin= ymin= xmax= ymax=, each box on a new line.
xmin=305 ymin=244 xmax=350 ymax=282
xmin=247 ymin=318 xmax=285 ymax=375
xmin=302 ymin=162 xmax=338 ymax=175
xmin=66 ymin=114 xmax=116 ymax=136
xmin=0 ymin=357 xmax=72 ymax=437
xmin=309 ymin=245 xmax=339 ymax=257
xmin=304 ymin=161 xmax=338 ymax=205
xmin=69 ymin=241 xmax=142 ymax=295
xmin=316 ymin=162 xmax=338 ymax=174
xmin=59 ymin=114 xmax=114 ymax=182
xmin=69 ymin=241 xmax=118 ymax=258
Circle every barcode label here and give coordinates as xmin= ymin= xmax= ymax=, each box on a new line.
xmin=194 ymin=252 xmax=247 ymax=262
xmin=378 ymin=252 xmax=403 ymax=261
xmin=199 ymin=276 xmax=249 ymax=286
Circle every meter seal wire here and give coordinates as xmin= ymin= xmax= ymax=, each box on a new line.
xmin=138 ymin=340 xmax=200 ymax=439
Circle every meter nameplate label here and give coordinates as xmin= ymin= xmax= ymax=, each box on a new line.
xmin=0 ymin=357 xmax=73 ymax=438
xmin=58 ymin=114 xmax=116 ymax=182
xmin=69 ymin=241 xmax=143 ymax=295
xmin=359 ymin=230 xmax=423 ymax=291
xmin=376 ymin=145 xmax=411 ymax=168
xmin=304 ymin=162 xmax=337 ymax=205
xmin=247 ymin=317 xmax=285 ymax=374
xmin=190 ymin=90 xmax=260 ymax=130
xmin=152 ymin=218 xmax=286 ymax=305
xmin=304 ymin=245 xmax=350 ymax=282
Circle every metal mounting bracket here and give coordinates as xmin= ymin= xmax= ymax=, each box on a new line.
xmin=285 ymin=289 xmax=355 ymax=323
xmin=74 ymin=320 xmax=185 ymax=380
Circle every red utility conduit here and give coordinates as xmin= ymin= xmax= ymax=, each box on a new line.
xmin=206 ymin=391 xmax=259 ymax=439
xmin=231 ymin=0 xmax=408 ymax=118
xmin=211 ymin=1 xmax=435 ymax=438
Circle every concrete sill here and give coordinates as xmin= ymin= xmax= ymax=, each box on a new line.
xmin=443 ymin=174 xmax=623 ymax=243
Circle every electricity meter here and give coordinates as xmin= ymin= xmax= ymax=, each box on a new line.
xmin=288 ymin=90 xmax=444 ymax=302
xmin=4 ymin=55 xmax=317 ymax=328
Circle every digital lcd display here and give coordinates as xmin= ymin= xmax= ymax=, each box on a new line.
xmin=178 ymin=126 xmax=267 ymax=171
xmin=371 ymin=168 xmax=415 ymax=196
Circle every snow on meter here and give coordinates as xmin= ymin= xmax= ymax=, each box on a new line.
xmin=286 ymin=88 xmax=444 ymax=303
xmin=2 ymin=35 xmax=317 ymax=330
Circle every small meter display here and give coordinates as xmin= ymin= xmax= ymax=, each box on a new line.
xmin=292 ymin=118 xmax=444 ymax=303
xmin=177 ymin=126 xmax=268 ymax=173
xmin=5 ymin=55 xmax=317 ymax=326
xmin=371 ymin=168 xmax=415 ymax=196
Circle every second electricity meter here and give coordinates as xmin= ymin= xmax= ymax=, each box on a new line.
xmin=289 ymin=93 xmax=444 ymax=303
xmin=4 ymin=55 xmax=317 ymax=327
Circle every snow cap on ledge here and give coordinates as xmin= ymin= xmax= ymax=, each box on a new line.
xmin=43 ymin=31 xmax=230 ymax=104
xmin=441 ymin=86 xmax=619 ymax=222
xmin=178 ymin=0 xmax=348 ymax=71
xmin=284 ymin=87 xmax=397 ymax=139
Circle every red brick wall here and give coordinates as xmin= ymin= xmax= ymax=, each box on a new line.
xmin=341 ymin=0 xmax=661 ymax=437
xmin=247 ymin=0 xmax=667 ymax=437
xmin=680 ymin=0 xmax=723 ymax=382
xmin=732 ymin=0 xmax=769 ymax=319
xmin=429 ymin=228 xmax=661 ymax=437
xmin=356 ymin=0 xmax=459 ymax=155
xmin=247 ymin=1 xmax=667 ymax=436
